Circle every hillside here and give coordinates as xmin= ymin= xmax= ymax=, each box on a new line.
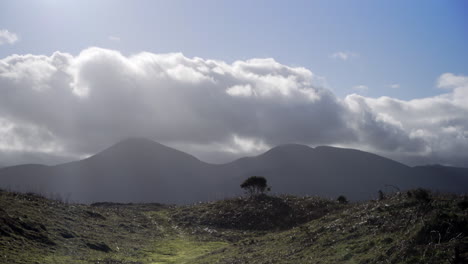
xmin=1 ymin=189 xmax=467 ymax=263
xmin=0 ymin=138 xmax=467 ymax=203
xmin=0 ymin=138 xmax=220 ymax=204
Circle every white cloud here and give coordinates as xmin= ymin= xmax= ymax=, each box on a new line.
xmin=0 ymin=29 xmax=19 ymax=45
xmin=437 ymin=73 xmax=468 ymax=89
xmin=0 ymin=47 xmax=467 ymax=167
xmin=436 ymin=73 xmax=468 ymax=110
xmin=108 ymin=35 xmax=121 ymax=42
xmin=343 ymin=74 xmax=468 ymax=166
xmin=0 ymin=47 xmax=340 ymax=163
xmin=330 ymin=51 xmax=358 ymax=61
xmin=352 ymin=85 xmax=368 ymax=92
xmin=223 ymin=135 xmax=270 ymax=154
xmin=0 ymin=117 xmax=63 ymax=153
xmin=226 ymin=84 xmax=254 ymax=97
xmin=387 ymin=84 xmax=400 ymax=89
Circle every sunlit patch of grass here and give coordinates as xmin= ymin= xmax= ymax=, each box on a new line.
xmin=143 ymin=236 xmax=228 ymax=264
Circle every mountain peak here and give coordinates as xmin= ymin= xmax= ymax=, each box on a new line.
xmin=266 ymin=143 xmax=313 ymax=153
xmin=115 ymin=137 xmax=161 ymax=146
xmin=249 ymin=144 xmax=316 ymax=163
xmin=86 ymin=137 xmax=202 ymax=164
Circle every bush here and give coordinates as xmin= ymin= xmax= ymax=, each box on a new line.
xmin=457 ymin=196 xmax=468 ymax=210
xmin=378 ymin=190 xmax=385 ymax=200
xmin=240 ymin=176 xmax=270 ymax=196
xmin=409 ymin=188 xmax=431 ymax=203
xmin=337 ymin=195 xmax=348 ymax=204
xmin=171 ymin=195 xmax=336 ymax=231
xmin=414 ymin=212 xmax=468 ymax=244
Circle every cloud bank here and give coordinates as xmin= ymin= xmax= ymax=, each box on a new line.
xmin=0 ymin=48 xmax=467 ymax=167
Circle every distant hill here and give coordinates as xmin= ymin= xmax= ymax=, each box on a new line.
xmin=0 ymin=138 xmax=467 ymax=203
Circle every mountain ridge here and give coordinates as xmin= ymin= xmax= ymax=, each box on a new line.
xmin=0 ymin=138 xmax=467 ymax=203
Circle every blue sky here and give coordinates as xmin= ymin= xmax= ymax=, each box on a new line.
xmin=1 ymin=0 xmax=466 ymax=100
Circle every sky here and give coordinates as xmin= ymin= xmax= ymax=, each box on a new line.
xmin=0 ymin=0 xmax=467 ymax=167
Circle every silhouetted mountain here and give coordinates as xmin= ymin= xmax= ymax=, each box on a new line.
xmin=0 ymin=138 xmax=467 ymax=203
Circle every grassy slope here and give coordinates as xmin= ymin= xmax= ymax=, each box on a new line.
xmin=197 ymin=194 xmax=468 ymax=264
xmin=1 ymin=189 xmax=467 ymax=264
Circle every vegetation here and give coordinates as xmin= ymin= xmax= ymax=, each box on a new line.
xmin=408 ymin=188 xmax=432 ymax=203
xmin=1 ymin=188 xmax=467 ymax=263
xmin=171 ymin=194 xmax=338 ymax=231
xmin=378 ymin=189 xmax=385 ymax=200
xmin=337 ymin=195 xmax=348 ymax=204
xmin=240 ymin=176 xmax=270 ymax=196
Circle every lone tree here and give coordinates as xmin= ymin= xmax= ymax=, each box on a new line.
xmin=240 ymin=176 xmax=270 ymax=196
xmin=337 ymin=195 xmax=348 ymax=204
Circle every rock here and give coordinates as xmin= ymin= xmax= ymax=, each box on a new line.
xmin=86 ymin=242 xmax=112 ymax=252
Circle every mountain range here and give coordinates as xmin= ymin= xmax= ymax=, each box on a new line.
xmin=0 ymin=138 xmax=467 ymax=203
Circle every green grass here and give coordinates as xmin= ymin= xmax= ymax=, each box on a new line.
xmin=144 ymin=237 xmax=228 ymax=264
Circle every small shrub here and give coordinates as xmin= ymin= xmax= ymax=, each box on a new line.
xmin=410 ymin=188 xmax=431 ymax=203
xmin=337 ymin=195 xmax=348 ymax=204
xmin=378 ymin=190 xmax=385 ymax=200
xmin=414 ymin=212 xmax=468 ymax=244
xmin=457 ymin=196 xmax=468 ymax=210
